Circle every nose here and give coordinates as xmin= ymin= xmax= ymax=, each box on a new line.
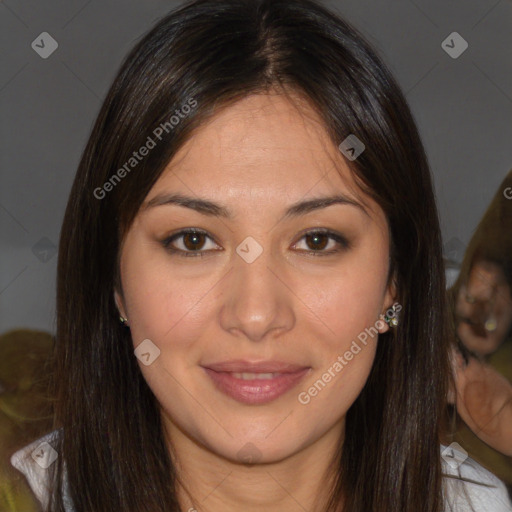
xmin=219 ymin=247 xmax=296 ymax=342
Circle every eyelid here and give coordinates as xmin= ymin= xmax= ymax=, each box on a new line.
xmin=291 ymin=228 xmax=350 ymax=254
xmin=161 ymin=227 xmax=350 ymax=257
xmin=162 ymin=228 xmax=221 ymax=258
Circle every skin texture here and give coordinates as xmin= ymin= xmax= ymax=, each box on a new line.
xmin=115 ymin=92 xmax=396 ymax=512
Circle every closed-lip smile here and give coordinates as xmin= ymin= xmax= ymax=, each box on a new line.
xmin=201 ymin=360 xmax=311 ymax=404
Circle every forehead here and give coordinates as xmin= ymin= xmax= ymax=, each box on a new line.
xmin=147 ymin=92 xmax=376 ymax=216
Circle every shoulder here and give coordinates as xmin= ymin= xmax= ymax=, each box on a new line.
xmin=10 ymin=429 xmax=75 ymax=512
xmin=11 ymin=436 xmax=512 ymax=512
xmin=441 ymin=443 xmax=512 ymax=512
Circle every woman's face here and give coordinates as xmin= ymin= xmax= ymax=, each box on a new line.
xmin=115 ymin=92 xmax=395 ymax=465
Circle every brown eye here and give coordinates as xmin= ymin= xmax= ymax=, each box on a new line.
xmin=304 ymin=232 xmax=329 ymax=251
xmin=182 ymin=232 xmax=206 ymax=251
xmin=162 ymin=229 xmax=220 ymax=257
xmin=293 ymin=229 xmax=350 ymax=255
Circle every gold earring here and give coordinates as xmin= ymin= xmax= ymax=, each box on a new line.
xmin=119 ymin=315 xmax=129 ymax=326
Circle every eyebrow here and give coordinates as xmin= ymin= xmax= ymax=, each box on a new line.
xmin=141 ymin=192 xmax=369 ymax=219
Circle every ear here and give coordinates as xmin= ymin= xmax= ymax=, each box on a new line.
xmin=114 ymin=289 xmax=127 ymax=319
xmin=378 ymin=273 xmax=398 ymax=334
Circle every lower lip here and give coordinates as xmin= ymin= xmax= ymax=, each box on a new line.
xmin=203 ymin=368 xmax=311 ymax=405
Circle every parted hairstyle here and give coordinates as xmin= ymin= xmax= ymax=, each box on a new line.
xmin=49 ymin=0 xmax=451 ymax=510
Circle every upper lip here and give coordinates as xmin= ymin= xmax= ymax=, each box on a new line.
xmin=202 ymin=360 xmax=310 ymax=373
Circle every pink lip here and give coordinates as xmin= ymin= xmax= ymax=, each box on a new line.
xmin=203 ymin=360 xmax=309 ymax=373
xmin=202 ymin=360 xmax=311 ymax=405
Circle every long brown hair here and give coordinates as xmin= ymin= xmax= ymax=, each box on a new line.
xmin=49 ymin=0 xmax=450 ymax=510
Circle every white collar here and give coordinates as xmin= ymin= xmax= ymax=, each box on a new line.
xmin=10 ymin=429 xmax=74 ymax=511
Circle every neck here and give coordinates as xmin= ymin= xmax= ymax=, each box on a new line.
xmin=164 ymin=419 xmax=345 ymax=512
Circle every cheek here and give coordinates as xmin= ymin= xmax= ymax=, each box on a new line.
xmin=292 ymin=255 xmax=388 ymax=418
xmin=295 ymin=295 xmax=378 ymax=436
xmin=297 ymin=254 xmax=388 ymax=347
xmin=496 ymin=290 xmax=512 ymax=331
xmin=120 ymin=241 xmax=216 ymax=347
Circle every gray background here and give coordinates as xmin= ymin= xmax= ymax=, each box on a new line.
xmin=1 ymin=0 xmax=511 ymax=334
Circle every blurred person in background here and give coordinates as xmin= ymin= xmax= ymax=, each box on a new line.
xmin=448 ymin=169 xmax=512 ymax=491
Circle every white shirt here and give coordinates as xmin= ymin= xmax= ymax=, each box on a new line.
xmin=11 ymin=430 xmax=512 ymax=511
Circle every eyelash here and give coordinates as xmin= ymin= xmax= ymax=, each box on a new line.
xmin=161 ymin=228 xmax=350 ymax=258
